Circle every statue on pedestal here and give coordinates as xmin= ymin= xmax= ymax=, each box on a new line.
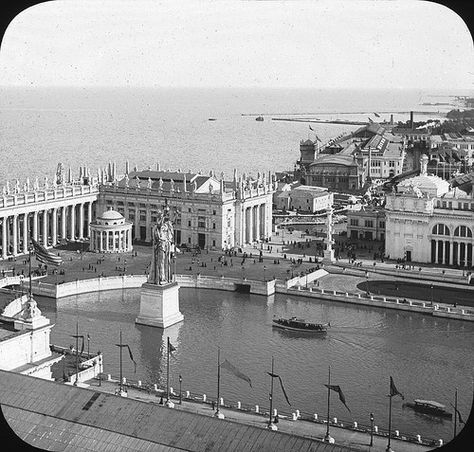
xmin=148 ymin=205 xmax=174 ymax=285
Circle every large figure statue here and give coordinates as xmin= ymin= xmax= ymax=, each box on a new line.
xmin=148 ymin=205 xmax=174 ymax=285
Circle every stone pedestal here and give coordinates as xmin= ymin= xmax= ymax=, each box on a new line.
xmin=323 ymin=249 xmax=335 ymax=263
xmin=136 ymin=282 xmax=184 ymax=328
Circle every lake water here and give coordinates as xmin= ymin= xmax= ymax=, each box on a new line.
xmin=0 ymin=86 xmax=460 ymax=183
xmin=33 ymin=287 xmax=474 ymax=444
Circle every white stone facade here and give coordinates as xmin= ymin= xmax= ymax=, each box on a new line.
xmin=99 ymin=169 xmax=275 ymax=250
xmin=0 ymin=183 xmax=98 ymax=259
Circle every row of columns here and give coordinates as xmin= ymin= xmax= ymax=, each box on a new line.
xmin=243 ymin=204 xmax=267 ymax=244
xmin=431 ymin=239 xmax=473 ymax=267
xmin=90 ymin=228 xmax=132 ymax=253
xmin=0 ymin=201 xmax=94 ymax=259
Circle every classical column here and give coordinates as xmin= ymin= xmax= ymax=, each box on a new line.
xmin=51 ymin=208 xmax=58 ymax=246
xmin=145 ymin=209 xmax=151 ymax=242
xmin=255 ymin=205 xmax=260 ymax=241
xmin=247 ymin=207 xmax=253 ymax=243
xmin=33 ymin=211 xmax=38 ymax=241
xmin=42 ymin=210 xmax=48 ymax=246
xmin=22 ymin=213 xmax=28 ymax=254
xmin=61 ymin=206 xmax=67 ymax=241
xmin=87 ymin=201 xmax=93 ymax=238
xmin=78 ymin=203 xmax=84 ymax=240
xmin=457 ymin=241 xmax=461 ymax=266
xmin=70 ymin=204 xmax=76 ymax=240
xmin=2 ymin=217 xmax=7 ymax=259
xmin=12 ymin=215 xmax=18 ymax=256
xmin=106 ymin=231 xmax=110 ymax=251
xmin=112 ymin=231 xmax=117 ymax=252
xmin=449 ymin=240 xmax=454 ymax=266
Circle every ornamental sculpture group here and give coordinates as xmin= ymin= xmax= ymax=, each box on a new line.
xmin=148 ymin=205 xmax=175 ymax=285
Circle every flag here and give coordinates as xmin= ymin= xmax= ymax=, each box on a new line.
xmin=374 ymin=112 xmax=380 ymax=118
xmin=324 ymin=384 xmax=351 ymax=412
xmin=115 ymin=343 xmax=137 ymax=373
xmin=368 ymin=117 xmax=374 ymax=123
xmin=31 ymin=238 xmax=63 ymax=266
xmin=309 ymin=125 xmax=314 ymax=131
xmin=221 ymin=359 xmax=252 ymax=387
xmin=389 ymin=376 xmax=404 ymax=400
xmin=451 ymin=404 xmax=465 ymax=424
xmin=267 ymin=372 xmax=291 ymax=406
xmin=168 ymin=338 xmax=177 ymax=359
xmin=71 ymin=334 xmax=84 ymax=355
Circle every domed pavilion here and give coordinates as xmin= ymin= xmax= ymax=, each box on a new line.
xmin=89 ymin=209 xmax=133 ymax=253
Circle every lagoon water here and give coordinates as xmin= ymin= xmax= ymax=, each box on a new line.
xmin=35 ymin=287 xmax=474 ymax=443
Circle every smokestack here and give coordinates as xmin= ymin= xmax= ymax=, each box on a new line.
xmin=390 ymin=114 xmax=394 ymax=125
xmin=410 ymin=111 xmax=414 ymax=130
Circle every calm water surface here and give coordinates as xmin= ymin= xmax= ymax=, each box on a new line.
xmin=33 ymin=287 xmax=474 ymax=443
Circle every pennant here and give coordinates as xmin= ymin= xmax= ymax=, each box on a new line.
xmin=324 ymin=384 xmax=351 ymax=413
xmin=368 ymin=117 xmax=374 ymax=123
xmin=168 ymin=338 xmax=177 ymax=358
xmin=71 ymin=334 xmax=84 ymax=355
xmin=267 ymin=372 xmax=291 ymax=406
xmin=115 ymin=343 xmax=137 ymax=373
xmin=451 ymin=404 xmax=465 ymax=424
xmin=31 ymin=238 xmax=63 ymax=266
xmin=374 ymin=112 xmax=380 ymax=118
xmin=389 ymin=376 xmax=404 ymax=400
xmin=221 ymin=359 xmax=252 ymax=387
xmin=309 ymin=125 xmax=314 ymax=131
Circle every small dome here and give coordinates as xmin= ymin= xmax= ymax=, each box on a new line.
xmin=98 ymin=209 xmax=124 ymax=221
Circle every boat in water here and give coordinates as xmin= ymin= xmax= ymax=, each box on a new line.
xmin=208 ymin=118 xmax=217 ymax=121
xmin=272 ymin=316 xmax=329 ymax=333
xmin=404 ymin=399 xmax=452 ymax=419
xmin=256 ymin=115 xmax=264 ymax=121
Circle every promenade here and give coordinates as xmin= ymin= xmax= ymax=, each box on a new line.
xmin=84 ymin=377 xmax=434 ymax=452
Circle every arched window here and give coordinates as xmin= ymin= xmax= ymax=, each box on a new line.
xmin=432 ymin=224 xmax=450 ymax=235
xmin=454 ymin=226 xmax=472 ymax=238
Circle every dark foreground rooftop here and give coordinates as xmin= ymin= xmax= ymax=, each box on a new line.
xmin=0 ymin=369 xmax=355 ymax=452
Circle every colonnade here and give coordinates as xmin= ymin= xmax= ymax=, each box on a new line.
xmin=90 ymin=228 xmax=132 ymax=253
xmin=0 ymin=201 xmax=94 ymax=259
xmin=243 ymin=204 xmax=267 ymax=244
xmin=431 ymin=239 xmax=473 ymax=267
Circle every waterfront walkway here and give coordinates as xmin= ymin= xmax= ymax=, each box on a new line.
xmin=85 ymin=377 xmax=434 ymax=452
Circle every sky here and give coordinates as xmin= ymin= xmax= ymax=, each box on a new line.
xmin=0 ymin=0 xmax=473 ymax=89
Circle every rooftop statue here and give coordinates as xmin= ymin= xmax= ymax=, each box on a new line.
xmin=148 ymin=204 xmax=174 ymax=285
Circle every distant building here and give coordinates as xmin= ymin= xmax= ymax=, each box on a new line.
xmin=385 ymin=157 xmax=474 ymax=266
xmin=347 ymin=207 xmax=386 ymax=241
xmin=275 ymin=185 xmax=333 ymax=213
xmin=297 ymin=123 xmax=406 ymax=193
xmin=99 ymin=166 xmax=275 ymax=249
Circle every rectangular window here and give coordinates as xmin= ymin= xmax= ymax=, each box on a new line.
xmin=198 ymin=216 xmax=206 ymax=228
xmin=213 ymin=210 xmax=217 ymax=215
xmin=364 ymin=220 xmax=374 ymax=228
xmin=212 ymin=223 xmax=216 ymax=229
xmin=188 ymin=220 xmax=191 ymax=227
xmin=139 ymin=203 xmax=146 ymax=208
xmin=350 ymin=219 xmax=358 ymax=226
xmin=212 ymin=239 xmax=216 ymax=247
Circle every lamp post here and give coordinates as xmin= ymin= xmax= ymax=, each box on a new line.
xmin=370 ymin=412 xmax=374 ymax=447
xmin=430 ymin=283 xmax=434 ymax=306
xmin=365 ymin=270 xmax=370 ymax=294
xmin=263 ymin=265 xmax=267 ymax=282
xmin=179 ymin=374 xmax=182 ymax=405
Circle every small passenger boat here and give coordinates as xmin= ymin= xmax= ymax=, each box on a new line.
xmin=404 ymin=399 xmax=452 ymax=419
xmin=208 ymin=118 xmax=217 ymax=121
xmin=256 ymin=115 xmax=264 ymax=121
xmin=272 ymin=316 xmax=329 ymax=333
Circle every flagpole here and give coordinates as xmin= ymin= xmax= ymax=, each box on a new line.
xmin=324 ymin=365 xmax=331 ymax=442
xmin=119 ymin=330 xmax=123 ymax=394
xmin=268 ymin=355 xmax=274 ymax=428
xmin=167 ymin=336 xmax=170 ymax=404
xmin=74 ymin=321 xmax=79 ymax=386
xmin=387 ymin=382 xmax=393 ymax=452
xmin=215 ymin=346 xmax=221 ymax=417
xmin=454 ymin=387 xmax=458 ymax=438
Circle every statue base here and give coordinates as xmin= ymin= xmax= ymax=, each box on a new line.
xmin=323 ymin=249 xmax=335 ymax=264
xmin=135 ymin=282 xmax=184 ymax=328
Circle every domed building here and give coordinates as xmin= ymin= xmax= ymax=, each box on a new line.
xmin=385 ymin=156 xmax=473 ymax=267
xmin=89 ymin=209 xmax=133 ymax=253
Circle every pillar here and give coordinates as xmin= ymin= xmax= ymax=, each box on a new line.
xmin=78 ymin=203 xmax=84 ymax=240
xmin=87 ymin=201 xmax=93 ymax=238
xmin=22 ymin=213 xmax=28 ymax=254
xmin=12 ymin=215 xmax=18 ymax=255
xmin=2 ymin=217 xmax=8 ymax=259
xmin=106 ymin=231 xmax=110 ymax=252
xmin=61 ymin=206 xmax=66 ymax=241
xmin=52 ymin=208 xmax=58 ymax=246
xmin=42 ymin=209 xmax=48 ymax=246
xmin=248 ymin=206 xmax=253 ymax=243
xmin=33 ymin=211 xmax=38 ymax=241
xmin=255 ymin=205 xmax=260 ymax=241
xmin=457 ymin=241 xmax=461 ymax=266
xmin=449 ymin=240 xmax=454 ymax=266
xmin=70 ymin=204 xmax=75 ymax=240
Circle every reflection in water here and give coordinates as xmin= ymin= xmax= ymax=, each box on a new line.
xmin=14 ymin=287 xmax=473 ymax=443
